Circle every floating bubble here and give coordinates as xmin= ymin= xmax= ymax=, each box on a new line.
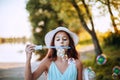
xmin=87 ymin=67 xmax=92 ymax=72
xmin=113 ymin=66 xmax=120 ymax=75
xmin=84 ymin=67 xmax=96 ymax=80
xmin=96 ymin=54 xmax=107 ymax=65
xmin=112 ymin=73 xmax=119 ymax=80
xmin=87 ymin=67 xmax=96 ymax=79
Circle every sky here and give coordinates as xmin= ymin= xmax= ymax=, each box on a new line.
xmin=0 ymin=0 xmax=31 ymax=38
xmin=0 ymin=0 xmax=114 ymax=38
xmin=92 ymin=2 xmax=113 ymax=32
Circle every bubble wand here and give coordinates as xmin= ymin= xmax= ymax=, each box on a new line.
xmin=34 ymin=45 xmax=71 ymax=50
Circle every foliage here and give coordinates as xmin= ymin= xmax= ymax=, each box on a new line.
xmin=26 ymin=0 xmax=59 ymax=45
xmin=98 ymin=0 xmax=120 ymax=33
xmin=26 ymin=0 xmax=60 ymax=59
xmin=26 ymin=0 xmax=86 ymax=59
xmin=83 ymin=46 xmax=120 ymax=80
xmin=26 ymin=0 xmax=120 ymax=59
xmin=103 ymin=31 xmax=120 ymax=47
xmin=26 ymin=0 xmax=83 ymax=45
xmin=93 ymin=32 xmax=120 ymax=79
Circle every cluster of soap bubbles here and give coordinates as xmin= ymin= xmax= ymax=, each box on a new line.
xmin=57 ymin=48 xmax=65 ymax=58
xmin=112 ymin=66 xmax=120 ymax=80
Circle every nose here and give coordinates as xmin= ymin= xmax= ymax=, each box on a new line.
xmin=60 ymin=39 xmax=64 ymax=44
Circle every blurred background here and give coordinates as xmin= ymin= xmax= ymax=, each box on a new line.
xmin=0 ymin=0 xmax=120 ymax=80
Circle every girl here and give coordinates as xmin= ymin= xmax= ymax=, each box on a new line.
xmin=25 ymin=27 xmax=83 ymax=80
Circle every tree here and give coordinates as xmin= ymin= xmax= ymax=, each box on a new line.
xmin=69 ymin=0 xmax=102 ymax=56
xmin=26 ymin=0 xmax=82 ymax=45
xmin=98 ymin=0 xmax=120 ymax=33
xmin=26 ymin=0 xmax=106 ymax=58
xmin=26 ymin=0 xmax=60 ymax=59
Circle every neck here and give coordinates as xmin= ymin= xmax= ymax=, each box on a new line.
xmin=57 ymin=55 xmax=68 ymax=63
xmin=57 ymin=56 xmax=63 ymax=62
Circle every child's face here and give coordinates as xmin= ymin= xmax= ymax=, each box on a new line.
xmin=54 ymin=31 xmax=70 ymax=49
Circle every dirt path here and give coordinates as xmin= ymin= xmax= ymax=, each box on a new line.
xmin=0 ymin=45 xmax=95 ymax=80
xmin=79 ymin=45 xmax=95 ymax=61
xmin=0 ymin=63 xmax=25 ymax=80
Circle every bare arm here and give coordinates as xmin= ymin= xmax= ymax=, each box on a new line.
xmin=25 ymin=58 xmax=32 ymax=80
xmin=32 ymin=58 xmax=50 ymax=79
xmin=25 ymin=44 xmax=50 ymax=80
xmin=25 ymin=44 xmax=34 ymax=80
xmin=76 ymin=60 xmax=83 ymax=80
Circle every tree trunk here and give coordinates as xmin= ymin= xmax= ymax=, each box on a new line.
xmin=81 ymin=0 xmax=102 ymax=55
xmin=91 ymin=32 xmax=102 ymax=56
xmin=107 ymin=0 xmax=118 ymax=33
xmin=70 ymin=0 xmax=102 ymax=55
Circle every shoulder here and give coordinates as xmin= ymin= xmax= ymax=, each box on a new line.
xmin=37 ymin=57 xmax=52 ymax=70
xmin=40 ymin=58 xmax=52 ymax=66
xmin=75 ymin=59 xmax=83 ymax=70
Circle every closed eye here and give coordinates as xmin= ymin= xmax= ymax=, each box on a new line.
xmin=63 ymin=39 xmax=67 ymax=41
xmin=63 ymin=37 xmax=68 ymax=41
xmin=56 ymin=38 xmax=60 ymax=41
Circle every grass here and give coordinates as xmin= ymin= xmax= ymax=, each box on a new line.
xmin=82 ymin=45 xmax=120 ymax=80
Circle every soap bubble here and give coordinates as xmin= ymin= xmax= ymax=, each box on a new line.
xmin=112 ymin=73 xmax=119 ymax=80
xmin=96 ymin=54 xmax=107 ymax=65
xmin=113 ymin=66 xmax=120 ymax=75
xmin=87 ymin=67 xmax=96 ymax=79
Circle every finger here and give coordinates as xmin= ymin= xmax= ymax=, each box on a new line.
xmin=26 ymin=44 xmax=35 ymax=48
xmin=25 ymin=45 xmax=35 ymax=51
xmin=29 ymin=48 xmax=35 ymax=52
xmin=28 ymin=46 xmax=36 ymax=50
xmin=26 ymin=44 xmax=31 ymax=47
xmin=25 ymin=48 xmax=34 ymax=53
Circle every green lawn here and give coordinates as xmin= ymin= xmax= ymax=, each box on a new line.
xmin=83 ymin=45 xmax=120 ymax=80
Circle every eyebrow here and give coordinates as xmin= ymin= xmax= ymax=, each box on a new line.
xmin=55 ymin=36 xmax=68 ymax=38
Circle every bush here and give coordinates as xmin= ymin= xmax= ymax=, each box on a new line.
xmin=83 ymin=46 xmax=120 ymax=80
xmin=103 ymin=32 xmax=120 ymax=47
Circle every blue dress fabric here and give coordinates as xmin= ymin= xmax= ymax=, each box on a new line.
xmin=48 ymin=61 xmax=77 ymax=80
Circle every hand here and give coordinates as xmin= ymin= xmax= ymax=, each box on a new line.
xmin=25 ymin=44 xmax=35 ymax=61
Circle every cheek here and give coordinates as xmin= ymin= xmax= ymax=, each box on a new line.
xmin=64 ymin=40 xmax=69 ymax=45
xmin=54 ymin=41 xmax=59 ymax=46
